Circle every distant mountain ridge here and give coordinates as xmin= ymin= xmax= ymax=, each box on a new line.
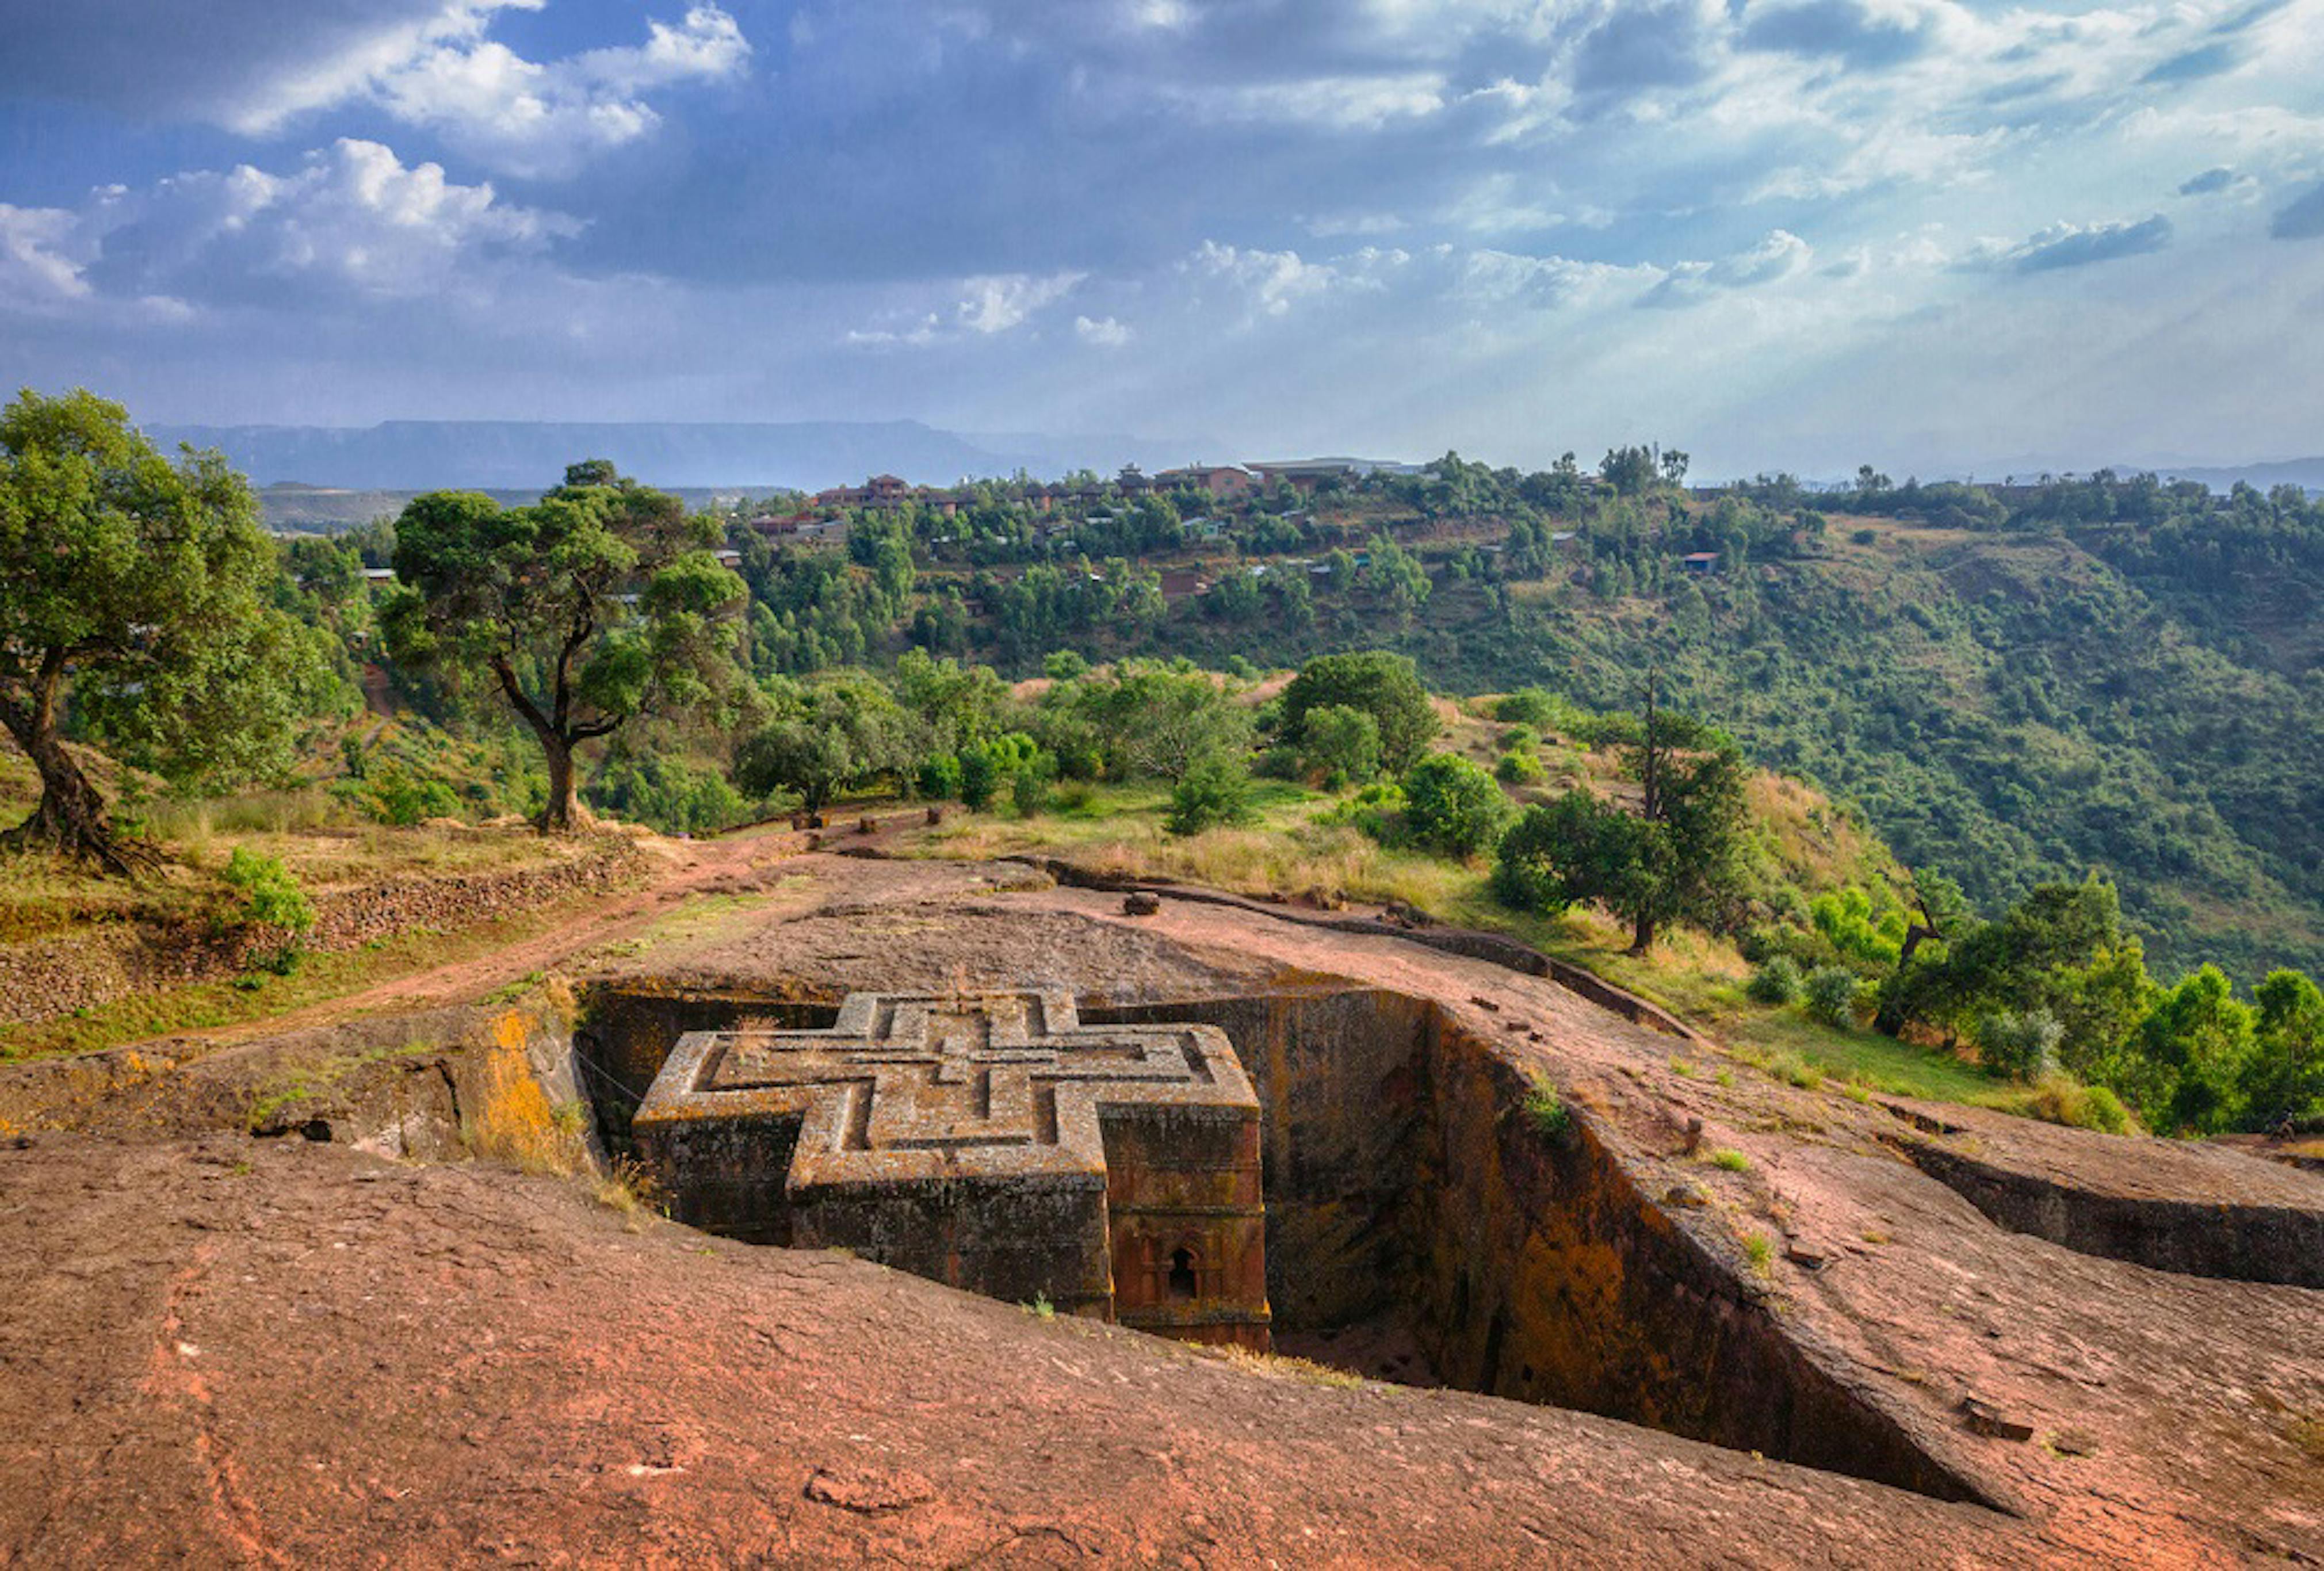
xmin=144 ymin=419 xmax=1215 ymax=491
xmin=2145 ymin=457 xmax=2324 ymax=493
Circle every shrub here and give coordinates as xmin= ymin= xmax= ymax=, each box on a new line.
xmin=360 ymin=763 xmax=464 ymax=825
xmin=1742 ymin=1232 xmax=1775 ymax=1274
xmin=1708 ymin=1147 xmax=1750 ymax=1172
xmin=918 ymin=753 xmax=964 ymax=801
xmin=958 ymin=733 xmax=1040 ymax=811
xmin=1748 ymin=954 xmax=1805 ymax=1005
xmin=1013 ymin=752 xmax=1060 ymax=818
xmin=1851 ymin=527 xmax=1877 ymax=544
xmin=1766 ymin=1050 xmax=1822 ymax=1090
xmin=1496 ymin=749 xmax=1545 ymax=785
xmin=1802 ymin=965 xmax=1863 ymax=1028
xmin=1316 ymin=780 xmax=1406 ymax=842
xmin=1403 ymin=752 xmax=1511 ymax=858
xmin=222 ymin=847 xmax=315 ymax=974
xmin=2021 ymin=1072 xmax=2134 ymax=1134
xmin=1977 ymin=1007 xmax=2064 ymax=1081
xmin=1165 ymin=752 xmax=1255 ymax=836
xmin=1523 ymin=1076 xmax=1573 ymax=1140
xmin=1279 ymin=652 xmax=1440 ymax=773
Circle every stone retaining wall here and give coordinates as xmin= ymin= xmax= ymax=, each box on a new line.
xmin=0 ymin=843 xmax=641 ymax=1029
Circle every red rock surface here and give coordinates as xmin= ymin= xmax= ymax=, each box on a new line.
xmin=0 ymin=1135 xmax=2067 ymax=1568
xmin=6 ymin=853 xmax=2322 ymax=1565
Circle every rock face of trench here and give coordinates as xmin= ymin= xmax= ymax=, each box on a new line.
xmin=578 ymin=981 xmax=1994 ymax=1508
xmin=1903 ymin=1141 xmax=2324 ymax=1289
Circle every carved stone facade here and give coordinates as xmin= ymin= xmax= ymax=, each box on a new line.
xmin=631 ymin=990 xmax=1269 ymax=1348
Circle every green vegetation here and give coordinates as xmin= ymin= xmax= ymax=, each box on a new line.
xmin=384 ymin=461 xmax=748 ymax=831
xmin=1402 ymin=753 xmax=1509 ymax=858
xmin=11 ymin=399 xmax=2324 ymax=1148
xmin=221 ymin=847 xmax=315 ymax=974
xmin=0 ymin=388 xmax=338 ymax=867
xmin=1522 ymin=1076 xmax=1573 ymax=1140
xmin=1748 ymin=955 xmax=1804 ymax=1005
xmin=1490 ymin=704 xmax=1748 ymax=953
xmin=1279 ymin=651 xmax=1440 ymax=774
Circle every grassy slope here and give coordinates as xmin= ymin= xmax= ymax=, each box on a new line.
xmin=916 ymin=697 xmax=2033 ymax=1114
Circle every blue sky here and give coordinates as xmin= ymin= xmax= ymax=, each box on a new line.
xmin=2 ymin=0 xmax=2321 ymax=477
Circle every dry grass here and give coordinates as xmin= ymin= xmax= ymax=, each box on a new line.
xmin=1 ymin=813 xmax=596 ymax=948
xmin=593 ymin=1157 xmax=664 ymax=1229
xmin=922 ymin=786 xmax=1467 ymax=914
xmin=1209 ymin=1343 xmax=1367 ymax=1390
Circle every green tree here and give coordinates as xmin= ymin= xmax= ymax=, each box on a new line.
xmin=384 ymin=468 xmax=744 ymax=831
xmin=957 ymin=732 xmax=1043 ymax=811
xmin=1298 ymin=704 xmax=1381 ymax=785
xmin=2138 ymin=966 xmax=2255 ymax=1133
xmin=1880 ymin=881 xmax=2150 ymax=1076
xmin=734 ymin=672 xmax=911 ymax=811
xmin=2242 ymin=970 xmax=2324 ymax=1131
xmin=1402 ymin=753 xmax=1511 ymax=858
xmin=1165 ymin=751 xmax=1255 ymax=836
xmin=1075 ymin=662 xmax=1252 ymax=785
xmin=1280 ymin=652 xmax=1440 ymax=774
xmin=1492 ymin=712 xmax=1748 ymax=952
xmin=0 ymin=388 xmax=334 ymax=869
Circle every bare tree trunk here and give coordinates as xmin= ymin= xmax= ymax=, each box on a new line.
xmin=0 ymin=651 xmax=139 ymax=874
xmin=537 ymin=732 xmax=583 ymax=834
xmin=1630 ymin=910 xmax=1656 ymax=955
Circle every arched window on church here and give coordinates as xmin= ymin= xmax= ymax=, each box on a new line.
xmin=1168 ymin=1247 xmax=1199 ymax=1301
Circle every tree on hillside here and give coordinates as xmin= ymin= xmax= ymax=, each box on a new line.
xmin=1403 ymin=752 xmax=1510 ymax=858
xmin=1599 ymin=445 xmax=1660 ymax=497
xmin=735 ymin=671 xmax=911 ymax=812
xmin=1075 ymin=662 xmax=1252 ymax=784
xmin=2243 ymin=970 xmax=2324 ymax=1132
xmin=1877 ymin=880 xmax=2149 ymax=1067
xmin=383 ymin=461 xmax=745 ymax=832
xmin=1491 ymin=693 xmax=1748 ymax=951
xmin=1298 ymin=704 xmax=1382 ymax=785
xmin=1279 ymin=652 xmax=1439 ymax=774
xmin=0 ymin=388 xmax=336 ymax=870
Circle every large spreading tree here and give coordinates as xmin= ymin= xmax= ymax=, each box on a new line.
xmin=383 ymin=462 xmax=745 ymax=832
xmin=0 ymin=388 xmax=332 ymax=870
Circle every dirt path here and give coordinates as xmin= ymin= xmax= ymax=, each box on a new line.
xmin=135 ymin=821 xmax=812 ymax=1053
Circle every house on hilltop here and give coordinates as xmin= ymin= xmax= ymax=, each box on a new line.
xmin=1154 ymin=464 xmax=1257 ymax=499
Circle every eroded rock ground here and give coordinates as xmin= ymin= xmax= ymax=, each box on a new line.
xmin=3 ymin=851 xmax=2321 ymax=1567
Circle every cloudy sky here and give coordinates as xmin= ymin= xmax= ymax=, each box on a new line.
xmin=3 ymin=0 xmax=2322 ymax=477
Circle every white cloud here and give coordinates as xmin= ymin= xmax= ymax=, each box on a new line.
xmin=7 ymin=2 xmax=754 ymax=178
xmin=1954 ymin=213 xmax=2174 ymax=274
xmin=370 ymin=5 xmax=750 ymax=177
xmin=0 ymin=204 xmax=95 ymax=308
xmin=1638 ymin=229 xmax=1813 ymax=307
xmin=1157 ymin=71 xmax=1449 ymax=129
xmin=1075 ymin=314 xmax=1134 ymax=346
xmin=1 ymin=140 xmax=578 ymax=319
xmin=957 ymin=272 xmax=1084 ymax=334
xmin=842 ymin=270 xmax=1084 ymax=347
xmin=1184 ymin=240 xmax=1355 ymax=319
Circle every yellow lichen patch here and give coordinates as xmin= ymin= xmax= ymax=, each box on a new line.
xmin=464 ymin=1010 xmax=586 ymax=1176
